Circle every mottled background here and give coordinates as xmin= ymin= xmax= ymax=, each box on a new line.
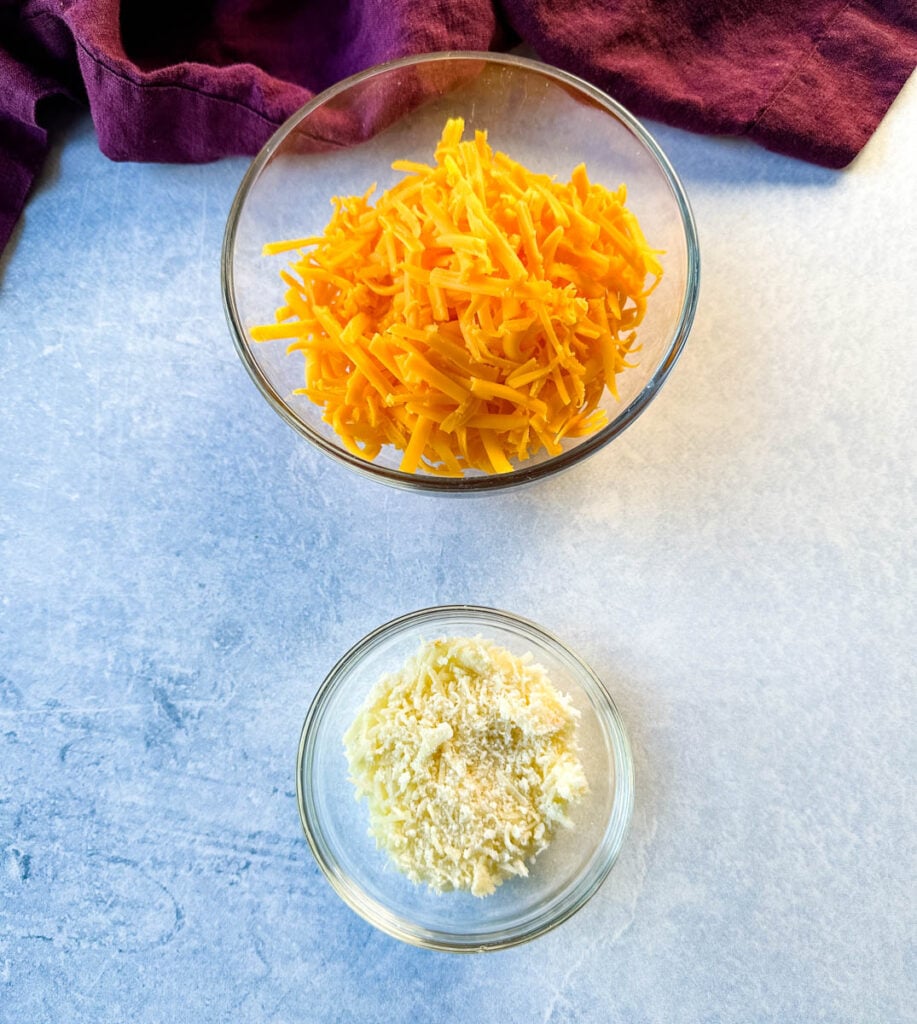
xmin=1 ymin=76 xmax=914 ymax=1023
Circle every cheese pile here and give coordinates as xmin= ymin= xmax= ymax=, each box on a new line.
xmin=343 ymin=636 xmax=588 ymax=897
xmin=252 ymin=117 xmax=661 ymax=476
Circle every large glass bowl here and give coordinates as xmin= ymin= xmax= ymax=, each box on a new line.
xmin=296 ymin=605 xmax=635 ymax=952
xmin=223 ymin=52 xmax=699 ymax=493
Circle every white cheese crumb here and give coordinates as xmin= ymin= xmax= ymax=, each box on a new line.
xmin=343 ymin=636 xmax=588 ymax=897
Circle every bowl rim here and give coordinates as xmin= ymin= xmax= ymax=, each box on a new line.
xmin=223 ymin=50 xmax=700 ymax=494
xmin=295 ymin=604 xmax=636 ymax=952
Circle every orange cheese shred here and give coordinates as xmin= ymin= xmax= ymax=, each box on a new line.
xmin=250 ymin=117 xmax=662 ymax=475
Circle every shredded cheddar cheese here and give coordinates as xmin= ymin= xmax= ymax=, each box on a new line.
xmin=343 ymin=636 xmax=588 ymax=897
xmin=252 ymin=118 xmax=662 ymax=475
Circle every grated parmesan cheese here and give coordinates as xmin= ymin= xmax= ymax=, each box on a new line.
xmin=343 ymin=636 xmax=588 ymax=897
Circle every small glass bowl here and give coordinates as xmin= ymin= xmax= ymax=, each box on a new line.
xmin=222 ymin=51 xmax=699 ymax=493
xmin=296 ymin=605 xmax=634 ymax=952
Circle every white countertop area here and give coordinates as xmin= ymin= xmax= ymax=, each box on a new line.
xmin=1 ymin=71 xmax=914 ymax=1022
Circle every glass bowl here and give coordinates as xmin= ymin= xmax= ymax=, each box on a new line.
xmin=296 ymin=605 xmax=634 ymax=952
xmin=223 ymin=51 xmax=699 ymax=493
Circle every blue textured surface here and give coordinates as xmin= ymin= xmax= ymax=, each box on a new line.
xmin=2 ymin=76 xmax=915 ymax=1022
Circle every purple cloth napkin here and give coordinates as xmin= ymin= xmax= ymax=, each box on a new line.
xmin=2 ymin=0 xmax=915 ymax=256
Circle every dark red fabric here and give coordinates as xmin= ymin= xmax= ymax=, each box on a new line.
xmin=500 ymin=0 xmax=917 ymax=169
xmin=1 ymin=0 xmax=915 ymax=256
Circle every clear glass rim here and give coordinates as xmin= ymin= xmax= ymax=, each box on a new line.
xmin=295 ymin=604 xmax=636 ymax=952
xmin=223 ymin=50 xmax=700 ymax=494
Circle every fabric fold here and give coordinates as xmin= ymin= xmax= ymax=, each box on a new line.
xmin=1 ymin=7 xmax=71 ymax=249
xmin=746 ymin=1 xmax=917 ymax=167
xmin=498 ymin=0 xmax=917 ymax=167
